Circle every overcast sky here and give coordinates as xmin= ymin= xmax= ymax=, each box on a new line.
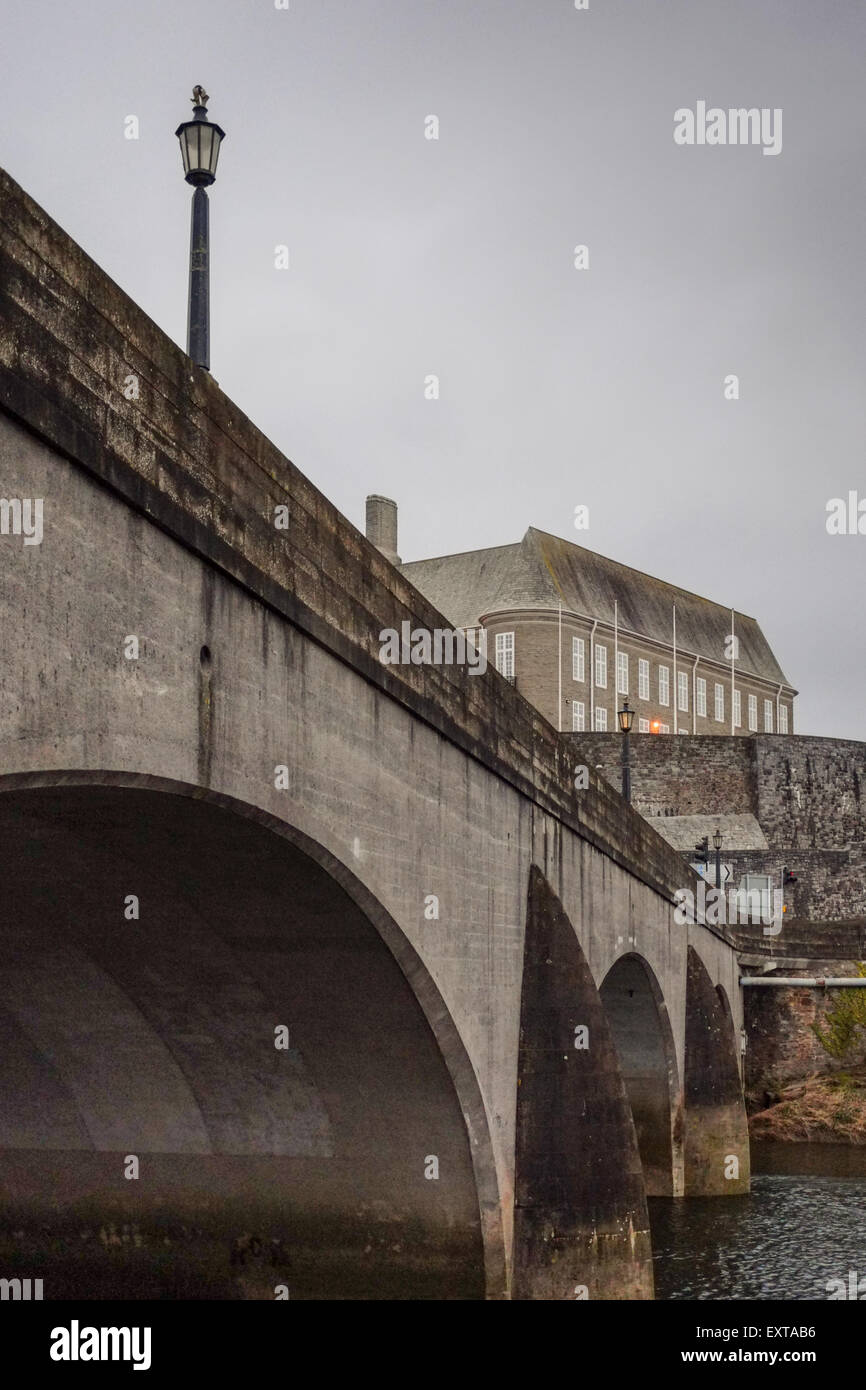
xmin=1 ymin=0 xmax=864 ymax=738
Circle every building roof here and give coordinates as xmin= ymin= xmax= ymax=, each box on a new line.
xmin=400 ymin=527 xmax=793 ymax=688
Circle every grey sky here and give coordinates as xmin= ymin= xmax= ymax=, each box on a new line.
xmin=1 ymin=0 xmax=863 ymax=737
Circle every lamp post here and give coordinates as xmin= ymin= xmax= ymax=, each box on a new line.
xmin=618 ymin=698 xmax=634 ymax=804
xmin=713 ymin=825 xmax=723 ymax=889
xmin=175 ymin=86 xmax=226 ymax=371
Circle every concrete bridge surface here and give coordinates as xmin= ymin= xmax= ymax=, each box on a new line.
xmin=0 ymin=166 xmax=748 ymax=1300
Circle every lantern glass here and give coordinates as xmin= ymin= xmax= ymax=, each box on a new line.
xmin=176 ymin=118 xmax=225 ymax=185
xmin=713 ymin=828 xmax=723 ymax=850
xmin=618 ymin=701 xmax=634 ymax=734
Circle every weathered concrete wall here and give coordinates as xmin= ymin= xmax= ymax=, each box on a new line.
xmin=0 ymin=163 xmax=747 ymax=1297
xmin=0 ymin=164 xmax=688 ymax=904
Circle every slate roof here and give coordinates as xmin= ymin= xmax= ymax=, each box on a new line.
xmin=400 ymin=527 xmax=793 ymax=687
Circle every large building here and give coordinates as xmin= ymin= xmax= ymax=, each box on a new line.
xmin=365 ymin=497 xmax=797 ymax=737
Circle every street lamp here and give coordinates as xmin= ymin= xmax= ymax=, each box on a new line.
xmin=618 ymin=698 xmax=634 ymax=804
xmin=176 ymin=86 xmax=226 ymax=371
xmin=712 ymin=825 xmax=723 ymax=889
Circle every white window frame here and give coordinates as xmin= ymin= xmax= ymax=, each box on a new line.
xmin=595 ymin=643 xmax=607 ymax=689
xmin=638 ymin=717 xmax=650 ymax=732
xmin=714 ymin=682 xmax=724 ymax=723
xmin=495 ymin=631 xmax=514 ymax=679
xmin=764 ymin=699 xmax=774 ymax=733
xmin=572 ymin=700 xmax=585 ymax=732
xmin=696 ymin=677 xmax=706 ymax=717
xmin=677 ymin=670 xmax=689 ymax=712
xmin=733 ymin=689 xmax=742 ymax=728
xmin=659 ymin=722 xmax=670 ymax=734
xmin=658 ymin=665 xmax=670 ymax=707
xmin=779 ymin=703 xmax=788 ymax=734
xmin=572 ymin=636 xmax=585 ymax=683
xmin=736 ymin=873 xmax=772 ymax=925
xmin=594 ymin=706 xmax=607 ymax=731
xmin=748 ymin=694 xmax=758 ymax=732
xmin=617 ymin=651 xmax=628 ymax=696
xmin=638 ymin=659 xmax=649 ymax=700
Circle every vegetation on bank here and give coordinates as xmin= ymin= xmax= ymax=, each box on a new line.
xmin=809 ymin=964 xmax=866 ymax=1060
xmin=749 ymin=1069 xmax=866 ymax=1144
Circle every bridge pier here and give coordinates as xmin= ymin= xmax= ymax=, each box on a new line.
xmin=512 ymin=869 xmax=653 ymax=1300
xmin=683 ymin=947 xmax=750 ymax=1196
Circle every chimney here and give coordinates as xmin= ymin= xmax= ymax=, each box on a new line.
xmin=365 ymin=495 xmax=401 ymax=565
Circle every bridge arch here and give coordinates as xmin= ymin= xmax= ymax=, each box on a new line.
xmin=0 ymin=771 xmax=505 ymax=1299
xmin=599 ymin=953 xmax=683 ymax=1196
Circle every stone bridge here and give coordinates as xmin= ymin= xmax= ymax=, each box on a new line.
xmin=0 ymin=166 xmax=748 ymax=1300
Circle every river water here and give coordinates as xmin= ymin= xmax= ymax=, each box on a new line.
xmin=649 ymin=1144 xmax=866 ymax=1300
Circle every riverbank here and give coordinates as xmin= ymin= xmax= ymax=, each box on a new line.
xmin=749 ymin=1068 xmax=866 ymax=1144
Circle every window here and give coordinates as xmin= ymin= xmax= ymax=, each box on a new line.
xmin=659 ymin=665 xmax=670 ymax=706
xmin=736 ymin=874 xmax=773 ymax=925
xmin=638 ymin=717 xmax=650 ymax=732
xmin=659 ymin=722 xmax=670 ymax=734
xmin=572 ymin=636 xmax=585 ymax=682
xmin=572 ymin=700 xmax=585 ymax=732
xmin=733 ymin=689 xmax=742 ymax=728
xmin=638 ymin=659 xmax=649 ymax=700
xmin=678 ymin=671 xmax=689 ymax=712
xmin=617 ymin=651 xmax=629 ymax=695
xmin=714 ymin=682 xmax=724 ymax=723
xmin=594 ymin=706 xmax=607 ymax=730
xmin=748 ymin=694 xmax=758 ymax=731
xmin=696 ymin=677 xmax=707 ymax=717
xmin=779 ymin=703 xmax=788 ymax=734
xmin=764 ymin=699 xmax=774 ymax=732
xmin=495 ymin=631 xmax=514 ymax=679
xmin=595 ymin=643 xmax=607 ymax=689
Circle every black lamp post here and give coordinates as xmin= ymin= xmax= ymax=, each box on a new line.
xmin=713 ymin=825 xmax=723 ymax=889
xmin=618 ymin=698 xmax=634 ymax=803
xmin=176 ymin=86 xmax=226 ymax=371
